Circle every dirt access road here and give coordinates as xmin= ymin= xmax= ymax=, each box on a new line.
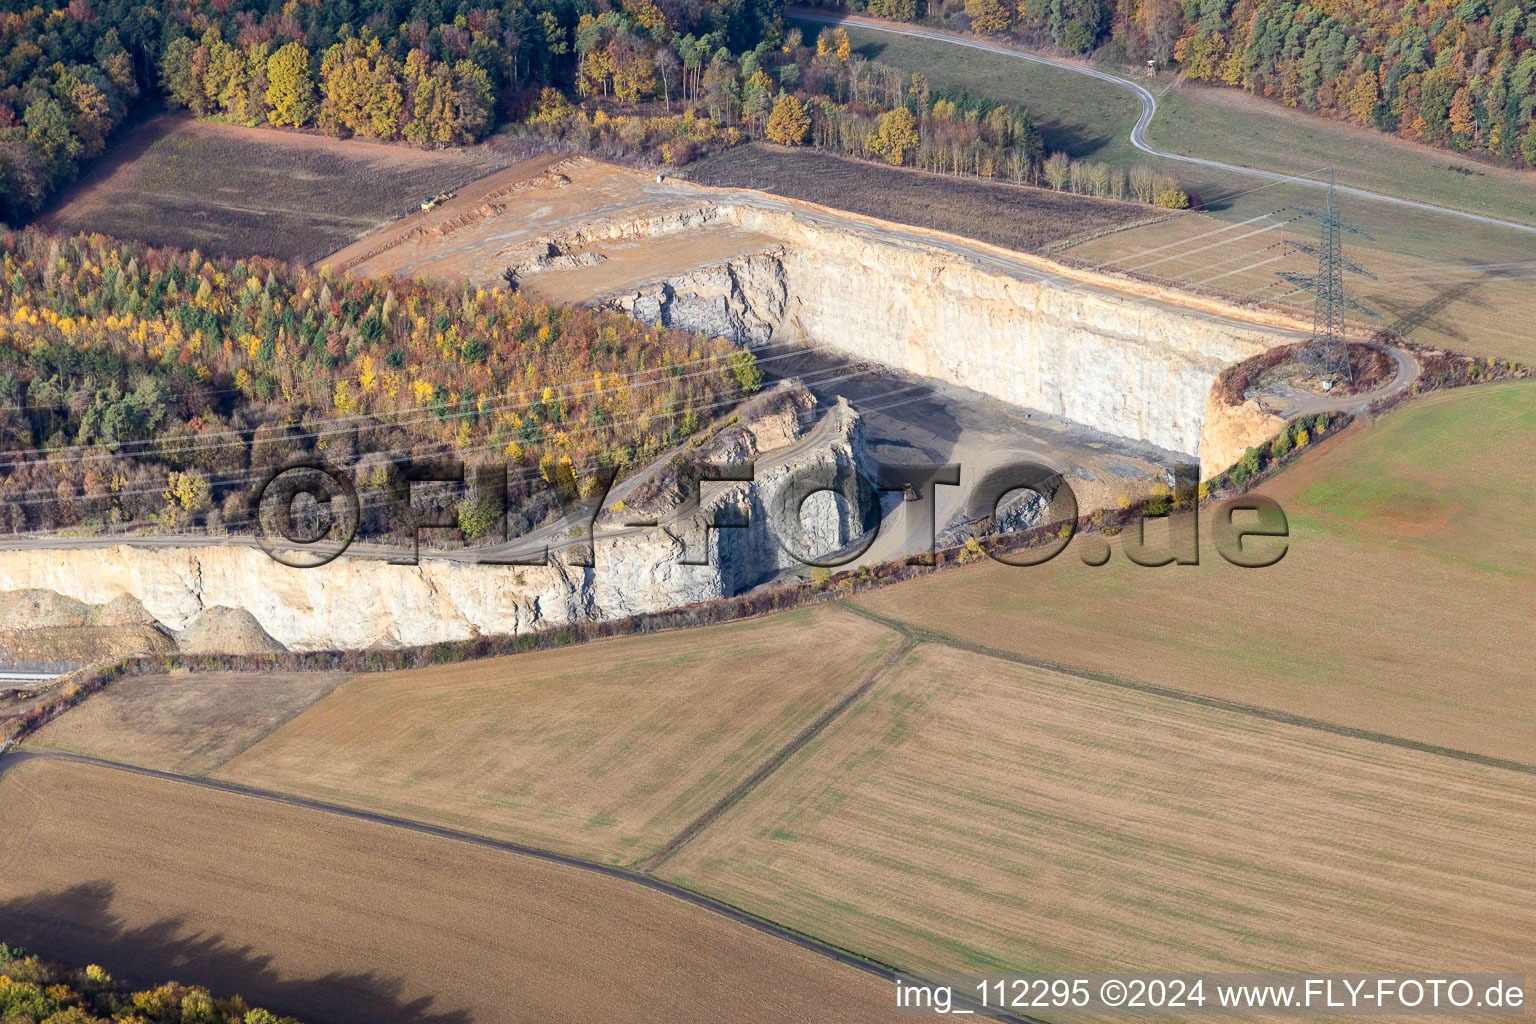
xmin=0 ymin=388 xmax=844 ymax=566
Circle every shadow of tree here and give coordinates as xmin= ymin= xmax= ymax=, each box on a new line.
xmin=0 ymin=881 xmax=472 ymax=1024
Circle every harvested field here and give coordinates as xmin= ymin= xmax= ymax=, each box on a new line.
xmin=661 ymin=643 xmax=1536 ymax=985
xmin=1065 ymin=211 xmax=1536 ymax=365
xmin=217 ymin=606 xmax=903 ymax=865
xmin=0 ymin=758 xmax=894 ymax=1024
xmin=25 ymin=671 xmax=345 ymax=775
xmin=13 ymin=389 xmax=1529 ymax=995
xmin=38 ymin=114 xmax=523 ymax=263
xmin=811 ymin=15 xmax=1536 ymax=229
xmin=801 ymin=14 xmax=1536 ymax=348
xmin=855 ymin=381 xmax=1536 ymax=764
xmin=804 ymin=16 xmax=1536 ymax=241
xmin=686 ymin=143 xmax=1152 ymax=253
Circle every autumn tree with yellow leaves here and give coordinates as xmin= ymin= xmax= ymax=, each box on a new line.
xmin=765 ymin=94 xmax=811 ymax=145
xmin=0 ymin=230 xmax=762 ymax=539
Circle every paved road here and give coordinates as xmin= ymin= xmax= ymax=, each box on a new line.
xmin=789 ymin=10 xmax=1536 ymax=237
xmin=0 ymin=747 xmax=1042 ymax=1024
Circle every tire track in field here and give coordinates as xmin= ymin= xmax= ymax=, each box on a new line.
xmin=838 ymin=602 xmax=1536 ymax=777
xmin=637 ymin=636 xmax=918 ymax=873
xmin=0 ymin=744 xmax=1045 ymax=1024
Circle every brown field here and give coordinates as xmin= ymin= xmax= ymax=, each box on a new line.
xmin=661 ymin=643 xmax=1536 ymax=986
xmin=855 ymin=381 xmax=1536 ymax=764
xmin=1065 ymin=210 xmax=1536 ymax=365
xmin=25 ymin=670 xmax=345 ymax=775
xmin=215 ymin=606 xmax=902 ymax=865
xmin=38 ymin=114 xmax=523 ymax=263
xmin=687 ymin=143 xmax=1154 ymax=253
xmin=0 ymin=758 xmax=894 ymax=1024
xmin=12 ymin=386 xmax=1529 ymax=998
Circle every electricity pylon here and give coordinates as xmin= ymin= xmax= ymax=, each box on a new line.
xmin=1308 ymin=170 xmax=1352 ymax=383
xmin=1279 ymin=169 xmax=1378 ymax=387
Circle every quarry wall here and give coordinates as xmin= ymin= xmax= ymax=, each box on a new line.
xmin=600 ymin=201 xmax=1291 ymax=459
xmin=1199 ymin=390 xmax=1291 ymax=478
xmin=0 ymin=404 xmax=868 ymax=651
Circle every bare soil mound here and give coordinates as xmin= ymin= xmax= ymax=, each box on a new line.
xmin=0 ymin=624 xmax=174 ymax=662
xmin=0 ymin=590 xmax=92 ymax=630
xmin=1215 ymin=342 xmax=1392 ymax=406
xmin=176 ymin=607 xmax=286 ymax=655
xmin=95 ymin=593 xmax=157 ymax=627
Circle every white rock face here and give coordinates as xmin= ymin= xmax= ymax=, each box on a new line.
xmin=608 ymin=202 xmax=1286 ymax=457
xmin=0 ymin=546 xmax=593 ymax=650
xmin=592 ymin=398 xmax=870 ymax=618
xmin=0 ymin=403 xmax=868 ymax=650
xmin=616 ymin=252 xmax=789 ymax=346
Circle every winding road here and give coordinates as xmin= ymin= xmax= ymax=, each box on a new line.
xmin=789 ymin=10 xmax=1536 ymax=237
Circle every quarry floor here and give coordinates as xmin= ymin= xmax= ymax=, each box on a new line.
xmin=767 ymin=349 xmax=1180 ymax=569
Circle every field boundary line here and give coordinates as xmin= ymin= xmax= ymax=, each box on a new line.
xmin=0 ymin=748 xmax=1044 ymax=1024
xmin=838 ymin=603 xmax=1536 ymax=776
xmin=637 ymin=636 xmax=918 ymax=874
xmin=203 ymin=674 xmax=358 ymax=775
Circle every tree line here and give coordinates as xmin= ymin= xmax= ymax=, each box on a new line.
xmin=521 ymin=22 xmax=1188 ymax=204
xmin=0 ymin=230 xmax=760 ymax=540
xmin=810 ymin=0 xmax=1536 ymax=166
xmin=0 ymin=8 xmax=139 ymax=223
xmin=0 ymin=0 xmax=785 ymax=223
xmin=789 ymin=26 xmax=1186 ymax=203
xmin=159 ymin=34 xmax=495 ymax=145
xmin=0 ymin=942 xmax=302 ymax=1024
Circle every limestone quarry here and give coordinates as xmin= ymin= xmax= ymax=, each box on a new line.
xmin=331 ymin=157 xmax=1304 ymax=459
xmin=0 ymin=393 xmax=870 ymax=650
xmin=3 ymin=156 xmax=1316 ymax=653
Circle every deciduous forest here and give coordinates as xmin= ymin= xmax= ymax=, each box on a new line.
xmin=808 ymin=0 xmax=1536 ymax=166
xmin=0 ymin=0 xmax=780 ymax=220
xmin=0 ymin=230 xmax=759 ymax=538
xmin=1 ymin=0 xmax=1195 ymax=222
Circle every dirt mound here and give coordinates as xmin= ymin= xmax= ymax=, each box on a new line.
xmin=0 ymin=590 xmax=92 ymax=630
xmin=0 ymin=624 xmax=174 ymax=662
xmin=176 ymin=607 xmax=286 ymax=655
xmin=95 ymin=593 xmax=157 ymax=626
